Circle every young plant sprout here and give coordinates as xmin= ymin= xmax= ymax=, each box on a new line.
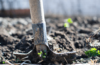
xmin=44 ymin=53 xmax=47 ymax=55
xmin=2 ymin=61 xmax=5 ymax=64
xmin=38 ymin=51 xmax=43 ymax=57
xmin=42 ymin=56 xmax=46 ymax=58
xmin=64 ymin=23 xmax=69 ymax=28
xmin=64 ymin=18 xmax=73 ymax=28
xmin=38 ymin=53 xmax=42 ymax=55
xmin=67 ymin=18 xmax=73 ymax=24
xmin=38 ymin=50 xmax=47 ymax=58
xmin=40 ymin=51 xmax=42 ymax=54
xmin=0 ymin=57 xmax=5 ymax=64
xmin=44 ymin=50 xmax=47 ymax=55
xmin=85 ymin=48 xmax=100 ymax=57
xmin=97 ymin=50 xmax=100 ymax=56
xmin=91 ymin=48 xmax=97 ymax=50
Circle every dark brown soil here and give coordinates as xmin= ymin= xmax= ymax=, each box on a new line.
xmin=0 ymin=17 xmax=100 ymax=64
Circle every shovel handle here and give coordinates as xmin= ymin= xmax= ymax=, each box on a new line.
xmin=29 ymin=0 xmax=45 ymax=24
xmin=29 ymin=0 xmax=48 ymax=57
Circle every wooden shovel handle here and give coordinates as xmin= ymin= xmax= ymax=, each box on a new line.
xmin=29 ymin=0 xmax=47 ymax=55
xmin=29 ymin=0 xmax=45 ymax=24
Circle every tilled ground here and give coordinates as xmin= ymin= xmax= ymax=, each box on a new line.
xmin=0 ymin=17 xmax=100 ymax=64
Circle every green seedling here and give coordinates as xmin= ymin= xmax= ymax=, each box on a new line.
xmin=91 ymin=48 xmax=97 ymax=51
xmin=64 ymin=18 xmax=73 ymax=28
xmin=85 ymin=48 xmax=100 ymax=57
xmin=38 ymin=53 xmax=41 ymax=55
xmin=97 ymin=50 xmax=100 ymax=56
xmin=44 ymin=53 xmax=47 ymax=55
xmin=42 ymin=56 xmax=46 ymax=58
xmin=2 ymin=61 xmax=5 ymax=64
xmin=40 ymin=51 xmax=42 ymax=54
xmin=38 ymin=53 xmax=42 ymax=57
xmin=38 ymin=51 xmax=43 ymax=57
xmin=38 ymin=51 xmax=47 ymax=58
xmin=67 ymin=18 xmax=73 ymax=24
xmin=64 ymin=23 xmax=69 ymax=28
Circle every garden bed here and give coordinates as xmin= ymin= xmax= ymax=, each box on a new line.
xmin=0 ymin=16 xmax=100 ymax=64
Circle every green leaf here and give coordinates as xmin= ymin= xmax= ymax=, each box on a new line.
xmin=85 ymin=48 xmax=98 ymax=57
xmin=97 ymin=50 xmax=100 ymax=55
xmin=38 ymin=53 xmax=41 ymax=55
xmin=44 ymin=53 xmax=47 ymax=55
xmin=85 ymin=51 xmax=88 ymax=55
xmin=67 ymin=18 xmax=73 ymax=24
xmin=42 ymin=56 xmax=46 ymax=58
xmin=40 ymin=51 xmax=42 ymax=54
xmin=2 ymin=61 xmax=5 ymax=64
xmin=64 ymin=23 xmax=69 ymax=28
xmin=91 ymin=48 xmax=97 ymax=51
xmin=85 ymin=51 xmax=91 ymax=57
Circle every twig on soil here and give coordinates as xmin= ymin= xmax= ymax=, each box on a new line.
xmin=5 ymin=60 xmax=14 ymax=65
xmin=20 ymin=60 xmax=31 ymax=65
xmin=86 ymin=27 xmax=100 ymax=43
xmin=38 ymin=60 xmax=43 ymax=63
xmin=21 ymin=56 xmax=29 ymax=60
xmin=64 ymin=57 xmax=68 ymax=64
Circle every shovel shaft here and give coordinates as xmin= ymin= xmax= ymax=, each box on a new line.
xmin=29 ymin=0 xmax=45 ymax=24
xmin=29 ymin=0 xmax=48 ymax=46
xmin=29 ymin=0 xmax=48 ymax=55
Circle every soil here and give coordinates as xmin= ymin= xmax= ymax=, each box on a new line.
xmin=0 ymin=17 xmax=100 ymax=64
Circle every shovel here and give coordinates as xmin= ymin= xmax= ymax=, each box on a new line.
xmin=14 ymin=0 xmax=76 ymax=63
